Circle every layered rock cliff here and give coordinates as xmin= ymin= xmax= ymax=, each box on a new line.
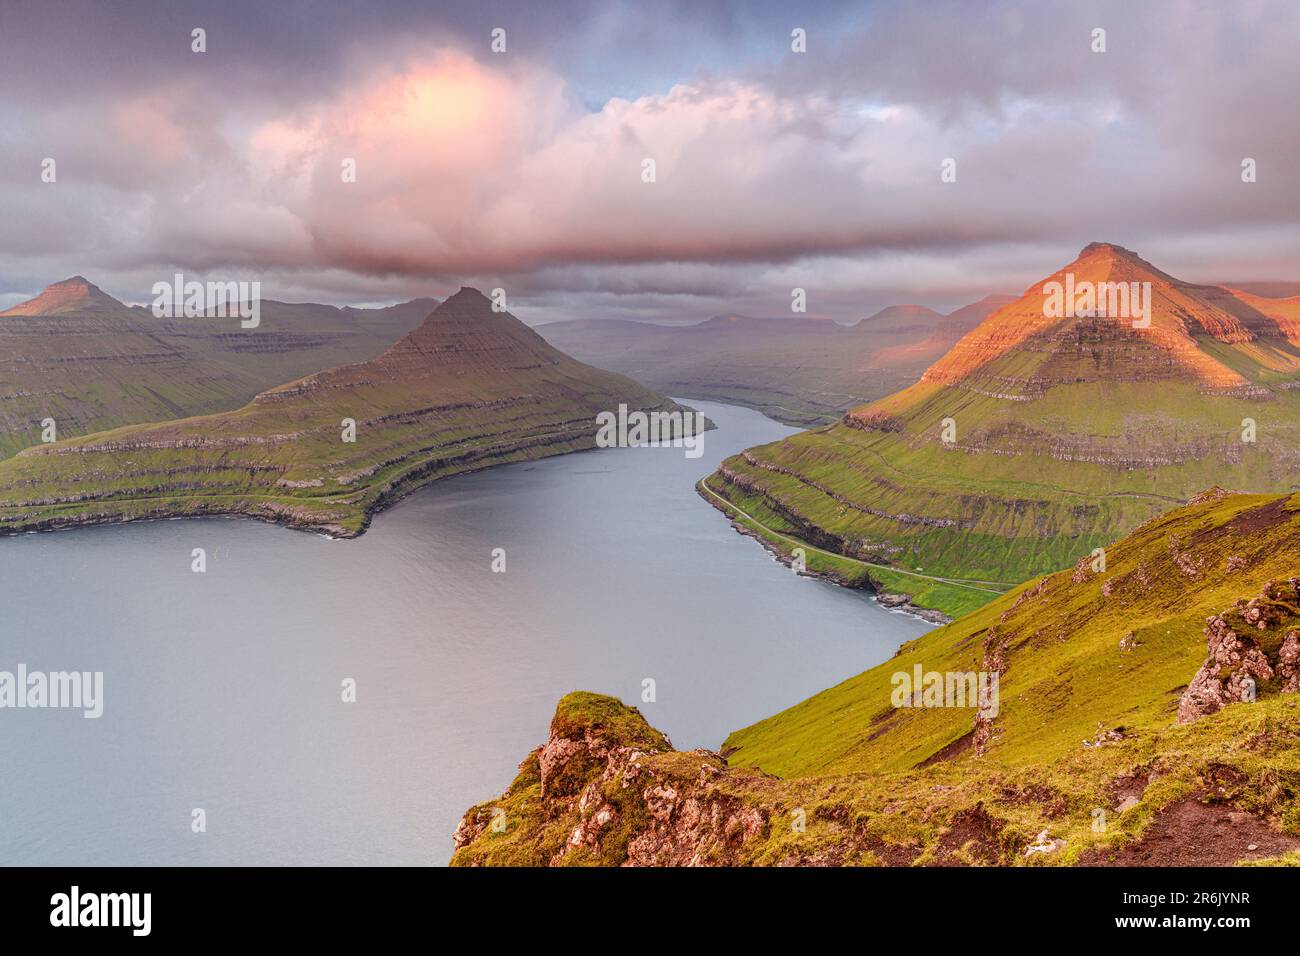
xmin=0 ymin=289 xmax=697 ymax=537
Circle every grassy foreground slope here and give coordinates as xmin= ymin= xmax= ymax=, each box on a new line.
xmin=722 ymin=488 xmax=1300 ymax=777
xmin=0 ymin=288 xmax=693 ymax=537
xmin=453 ymin=489 xmax=1300 ymax=866
xmin=0 ymin=276 xmax=433 ymax=458
xmin=706 ymin=244 xmax=1300 ymax=617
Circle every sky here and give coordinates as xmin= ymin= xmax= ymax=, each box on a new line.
xmin=0 ymin=0 xmax=1296 ymax=323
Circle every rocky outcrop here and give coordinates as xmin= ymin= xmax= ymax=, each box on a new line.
xmin=455 ymin=692 xmax=1028 ymax=867
xmin=452 ymin=692 xmax=783 ymax=866
xmin=972 ymin=626 xmax=1008 ymax=755
xmin=1178 ymin=578 xmax=1300 ymax=722
xmin=455 ymin=646 xmax=1300 ymax=866
xmin=844 ymin=410 xmax=904 ymax=433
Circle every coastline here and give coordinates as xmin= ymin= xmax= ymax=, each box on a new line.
xmin=694 ymin=480 xmax=952 ymax=626
xmin=0 ymin=410 xmax=717 ymax=542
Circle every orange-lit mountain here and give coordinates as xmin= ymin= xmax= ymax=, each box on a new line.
xmin=1 ymin=276 xmax=131 ymax=316
xmin=917 ymin=243 xmax=1300 ymax=391
xmin=703 ymin=243 xmax=1300 ymax=618
xmin=1219 ymin=286 xmax=1300 ymax=340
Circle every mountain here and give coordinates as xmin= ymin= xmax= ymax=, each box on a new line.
xmin=537 ymin=294 xmax=1013 ymax=427
xmin=1 ymin=275 xmax=131 ymax=316
xmin=854 ymin=303 xmax=945 ymax=330
xmin=1229 ymin=281 xmax=1300 ymax=299
xmin=915 ymin=243 xmax=1293 ymax=388
xmin=1221 ymin=286 xmax=1300 ymax=337
xmin=860 ymin=295 xmax=1013 ymax=370
xmin=452 ymin=488 xmax=1300 ymax=866
xmin=702 ymin=244 xmax=1300 ymax=617
xmin=0 ymin=277 xmax=434 ymax=458
xmin=0 ymin=289 xmax=697 ymax=537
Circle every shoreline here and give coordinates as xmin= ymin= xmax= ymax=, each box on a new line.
xmin=694 ymin=481 xmax=951 ymax=626
xmin=0 ymin=407 xmax=718 ymax=542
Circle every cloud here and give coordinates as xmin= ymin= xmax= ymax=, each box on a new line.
xmin=0 ymin=0 xmax=1295 ymax=322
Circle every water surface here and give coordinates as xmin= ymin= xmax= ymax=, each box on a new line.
xmin=0 ymin=400 xmax=929 ymax=865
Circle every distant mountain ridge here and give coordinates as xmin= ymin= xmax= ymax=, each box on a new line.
xmin=0 ymin=276 xmax=436 ymax=458
xmin=539 ymin=293 xmax=1014 ymax=426
xmin=854 ymin=303 xmax=944 ymax=330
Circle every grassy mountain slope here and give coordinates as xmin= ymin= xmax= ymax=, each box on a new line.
xmin=723 ymin=488 xmax=1300 ymax=776
xmin=704 ymin=244 xmax=1300 ymax=617
xmin=0 ymin=288 xmax=693 ymax=537
xmin=453 ymin=489 xmax=1300 ymax=866
xmin=0 ymin=277 xmax=432 ymax=458
xmin=537 ymin=295 xmax=1012 ymax=427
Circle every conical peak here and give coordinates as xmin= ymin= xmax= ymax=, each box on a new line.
xmin=914 ymin=246 xmax=1262 ymax=391
xmin=424 ymin=287 xmax=522 ymax=325
xmin=370 ymin=283 xmax=561 ymax=375
xmin=1066 ymin=243 xmax=1175 ymax=284
xmin=1 ymin=275 xmax=127 ymax=315
xmin=1077 ymin=241 xmax=1140 ymax=260
xmin=44 ymin=276 xmax=110 ymax=297
xmin=440 ymin=286 xmax=492 ymax=307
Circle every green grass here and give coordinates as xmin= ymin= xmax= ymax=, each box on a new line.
xmin=0 ymin=291 xmax=697 ymax=537
xmin=1241 ymin=850 xmax=1300 ymax=866
xmin=722 ymin=490 xmax=1300 ymax=777
xmin=698 ymin=475 xmax=1001 ymax=618
xmin=707 ymin=375 xmax=1300 ymax=616
xmin=703 ymin=254 xmax=1300 ymax=616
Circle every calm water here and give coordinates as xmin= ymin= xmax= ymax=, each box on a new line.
xmin=0 ymin=400 xmax=929 ymax=866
